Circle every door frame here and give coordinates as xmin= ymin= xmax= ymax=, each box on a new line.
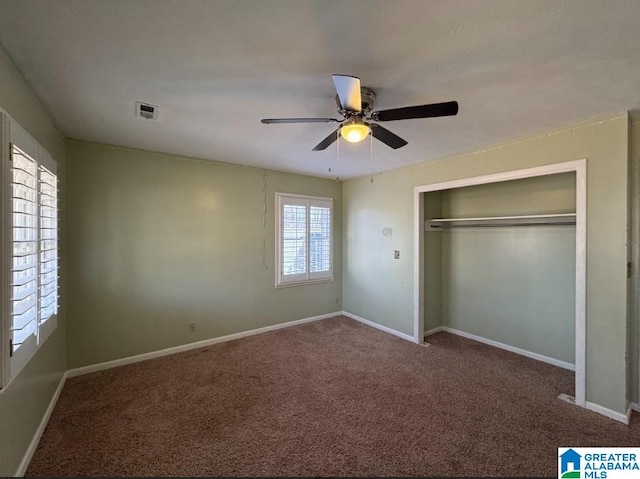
xmin=413 ymin=159 xmax=587 ymax=407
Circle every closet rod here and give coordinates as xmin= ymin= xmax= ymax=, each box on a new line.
xmin=426 ymin=213 xmax=576 ymax=230
xmin=429 ymin=222 xmax=576 ymax=229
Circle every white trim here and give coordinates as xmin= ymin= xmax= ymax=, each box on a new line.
xmin=631 ymin=402 xmax=640 ymax=412
xmin=585 ymin=401 xmax=630 ymax=425
xmin=274 ymin=277 xmax=334 ymax=289
xmin=558 ymin=393 xmax=630 ymax=424
xmin=414 ymin=159 xmax=587 ymax=408
xmin=442 ymin=327 xmax=575 ymax=371
xmin=341 ymin=311 xmax=415 ymax=343
xmin=15 ymin=373 xmax=66 ymax=476
xmin=574 ymin=160 xmax=587 ymax=406
xmin=413 ymin=188 xmax=424 ymax=343
xmin=67 ymin=312 xmax=340 ymax=378
xmin=275 ymin=192 xmax=334 ymax=288
xmin=414 ymin=160 xmax=586 ymax=194
xmin=423 ymin=326 xmax=444 ymax=336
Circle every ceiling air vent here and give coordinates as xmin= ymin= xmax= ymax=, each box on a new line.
xmin=135 ymin=101 xmax=158 ymax=120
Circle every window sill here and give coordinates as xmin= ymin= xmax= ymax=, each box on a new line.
xmin=275 ymin=277 xmax=334 ymax=289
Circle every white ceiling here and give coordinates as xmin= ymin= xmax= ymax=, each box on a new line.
xmin=1 ymin=0 xmax=640 ymax=179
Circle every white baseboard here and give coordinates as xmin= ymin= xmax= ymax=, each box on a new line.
xmin=341 ymin=311 xmax=415 ymax=343
xmin=16 ymin=372 xmax=67 ymax=476
xmin=424 ymin=326 xmax=444 ymax=336
xmin=632 ymin=402 xmax=639 ymax=413
xmin=67 ymin=312 xmax=340 ymax=378
xmin=441 ymin=327 xmax=575 ymax=371
xmin=585 ymin=401 xmax=630 ymax=425
xmin=558 ymin=393 xmax=630 ymax=425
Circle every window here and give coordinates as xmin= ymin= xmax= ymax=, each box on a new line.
xmin=276 ymin=193 xmax=333 ymax=287
xmin=1 ymin=114 xmax=58 ymax=388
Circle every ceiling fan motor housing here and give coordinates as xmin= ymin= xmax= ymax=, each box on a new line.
xmin=335 ymin=86 xmax=376 ymax=115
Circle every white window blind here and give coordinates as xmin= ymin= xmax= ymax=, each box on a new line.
xmin=276 ymin=193 xmax=333 ymax=287
xmin=2 ymin=115 xmax=58 ymax=388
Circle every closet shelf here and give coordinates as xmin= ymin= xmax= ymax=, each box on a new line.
xmin=425 ymin=213 xmax=576 ymax=230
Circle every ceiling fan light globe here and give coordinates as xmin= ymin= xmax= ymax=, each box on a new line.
xmin=340 ymin=123 xmax=370 ymax=143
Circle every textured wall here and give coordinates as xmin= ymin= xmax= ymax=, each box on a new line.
xmin=65 ymin=141 xmax=342 ymax=368
xmin=343 ymin=115 xmax=629 ymax=415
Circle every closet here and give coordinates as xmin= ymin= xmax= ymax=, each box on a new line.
xmin=423 ymin=172 xmax=577 ymax=369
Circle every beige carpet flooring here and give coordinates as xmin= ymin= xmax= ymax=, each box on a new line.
xmin=27 ymin=316 xmax=640 ymax=476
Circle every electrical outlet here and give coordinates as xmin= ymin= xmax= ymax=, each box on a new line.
xmin=394 ymin=250 xmax=400 ymax=259
xmin=189 ymin=322 xmax=196 ymax=332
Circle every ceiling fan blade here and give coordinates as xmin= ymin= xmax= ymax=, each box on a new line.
xmin=312 ymin=129 xmax=340 ymax=151
xmin=370 ymin=124 xmax=408 ymax=149
xmin=332 ymin=74 xmax=362 ymax=112
xmin=371 ymin=101 xmax=458 ymax=122
xmin=261 ymin=118 xmax=340 ymax=124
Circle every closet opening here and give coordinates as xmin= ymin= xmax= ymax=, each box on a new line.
xmin=413 ymin=160 xmax=586 ymax=407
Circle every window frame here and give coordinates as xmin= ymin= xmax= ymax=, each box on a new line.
xmin=275 ymin=192 xmax=333 ymax=288
xmin=1 ymin=112 xmax=59 ymax=390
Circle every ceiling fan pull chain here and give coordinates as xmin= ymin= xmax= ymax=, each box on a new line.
xmin=335 ymin=130 xmax=341 ymax=182
xmin=370 ymin=131 xmax=374 ymax=184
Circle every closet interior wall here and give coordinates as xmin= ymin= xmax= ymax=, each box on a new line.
xmin=424 ymin=172 xmax=577 ymax=366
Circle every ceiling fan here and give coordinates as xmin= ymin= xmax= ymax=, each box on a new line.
xmin=261 ymin=74 xmax=458 ymax=151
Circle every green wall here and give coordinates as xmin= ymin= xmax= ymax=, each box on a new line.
xmin=436 ymin=174 xmax=576 ymax=364
xmin=0 ymin=47 xmax=66 ymax=476
xmin=343 ymin=115 xmax=629 ymax=415
xmin=65 ymin=141 xmax=342 ymax=368
xmin=423 ymin=192 xmax=442 ymax=333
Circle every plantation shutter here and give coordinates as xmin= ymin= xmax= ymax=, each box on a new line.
xmin=38 ymin=161 xmax=58 ymax=329
xmin=308 ymin=200 xmax=331 ymax=279
xmin=2 ymin=118 xmax=58 ymax=386
xmin=9 ymin=145 xmax=39 ymax=369
xmin=276 ymin=193 xmax=333 ymax=287
xmin=280 ymin=196 xmax=308 ymax=283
